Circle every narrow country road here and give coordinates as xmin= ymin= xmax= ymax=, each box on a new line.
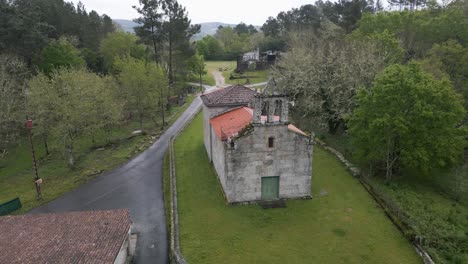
xmin=30 ymin=87 xmax=215 ymax=264
xmin=212 ymin=70 xmax=227 ymax=87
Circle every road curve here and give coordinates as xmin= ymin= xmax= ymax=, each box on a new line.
xmin=30 ymin=92 xmax=211 ymax=264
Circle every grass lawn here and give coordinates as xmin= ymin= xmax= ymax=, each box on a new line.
xmin=200 ymin=61 xmax=271 ymax=86
xmin=318 ymin=132 xmax=468 ymax=263
xmin=222 ymin=68 xmax=271 ymax=85
xmin=194 ymin=61 xmax=236 ymax=86
xmin=171 ymin=113 xmax=421 ymax=264
xmin=0 ymin=95 xmax=194 ymax=214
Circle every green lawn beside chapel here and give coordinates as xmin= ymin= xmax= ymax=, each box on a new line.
xmin=171 ymin=112 xmax=421 ymax=264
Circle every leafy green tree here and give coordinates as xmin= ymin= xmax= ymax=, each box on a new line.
xmin=273 ymin=28 xmax=386 ymax=134
xmin=1 ymin=0 xmax=115 ymax=66
xmin=162 ymin=0 xmax=200 ymax=84
xmin=196 ymin=35 xmax=224 ymax=60
xmin=81 ymin=48 xmax=106 ymax=74
xmin=215 ymin=27 xmax=246 ymax=60
xmin=355 ymin=5 xmax=468 ymax=59
xmin=115 ymin=57 xmax=168 ymax=129
xmin=134 ymin=0 xmax=165 ymax=64
xmin=352 ymin=29 xmax=405 ymax=64
xmin=0 ymin=0 xmax=51 ymax=65
xmin=27 ymin=72 xmax=58 ymax=156
xmin=100 ymin=31 xmax=148 ymax=72
xmin=187 ymin=53 xmax=207 ymax=89
xmin=427 ymin=40 xmax=468 ymax=106
xmin=0 ymin=54 xmax=29 ymax=160
xmin=38 ymin=38 xmax=85 ymax=75
xmin=261 ymin=17 xmax=281 ymax=37
xmin=349 ymin=63 xmax=465 ymax=180
xmin=28 ymin=68 xmax=121 ymax=167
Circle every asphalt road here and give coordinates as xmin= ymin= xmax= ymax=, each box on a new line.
xmin=30 ymin=91 xmax=211 ymax=264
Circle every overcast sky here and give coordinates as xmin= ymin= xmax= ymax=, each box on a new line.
xmin=71 ymin=0 xmax=315 ymax=25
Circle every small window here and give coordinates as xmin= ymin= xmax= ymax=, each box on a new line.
xmin=230 ymin=141 xmax=235 ymax=148
xmin=268 ymin=137 xmax=275 ymax=148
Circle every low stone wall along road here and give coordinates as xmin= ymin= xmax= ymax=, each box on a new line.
xmin=30 ymin=87 xmax=216 ymax=264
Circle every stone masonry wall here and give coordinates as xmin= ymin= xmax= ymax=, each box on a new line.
xmin=202 ymin=105 xmax=231 ymax=162
xmin=211 ymin=126 xmax=228 ymax=191
xmin=224 ymin=124 xmax=313 ymax=203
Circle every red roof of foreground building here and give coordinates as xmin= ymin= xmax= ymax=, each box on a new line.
xmin=0 ymin=209 xmax=131 ymax=264
xmin=210 ymin=107 xmax=308 ymax=140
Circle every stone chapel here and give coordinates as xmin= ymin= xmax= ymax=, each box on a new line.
xmin=200 ymin=80 xmax=313 ymax=204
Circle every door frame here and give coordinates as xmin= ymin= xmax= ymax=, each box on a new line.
xmin=261 ymin=176 xmax=280 ymax=200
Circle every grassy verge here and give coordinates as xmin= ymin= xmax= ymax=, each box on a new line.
xmin=223 ymin=68 xmax=270 ymax=85
xmin=0 ymin=95 xmax=194 ymax=214
xmin=168 ymin=113 xmax=420 ymax=264
xmin=320 ymin=133 xmax=468 ymax=264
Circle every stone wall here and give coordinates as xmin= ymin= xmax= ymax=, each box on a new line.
xmin=211 ymin=126 xmax=227 ymax=191
xmin=202 ymin=105 xmax=232 ymax=162
xmin=224 ymin=124 xmax=313 ymax=203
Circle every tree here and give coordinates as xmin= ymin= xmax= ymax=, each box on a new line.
xmin=28 ymin=68 xmax=121 ymax=167
xmin=187 ymin=53 xmax=207 ymax=90
xmin=348 ymin=63 xmax=465 ymax=180
xmin=272 ymin=28 xmax=386 ymax=134
xmin=38 ymin=38 xmax=85 ymax=75
xmin=162 ymin=0 xmax=200 ymax=84
xmin=261 ymin=17 xmax=281 ymax=37
xmin=115 ymin=57 xmax=168 ymax=129
xmin=27 ymin=73 xmax=57 ymax=156
xmin=427 ymin=40 xmax=468 ymax=105
xmin=0 ymin=54 xmax=29 ymax=160
xmin=134 ymin=0 xmax=165 ymax=64
xmin=196 ymin=35 xmax=224 ymax=60
xmin=100 ymin=31 xmax=148 ymax=72
xmin=134 ymin=0 xmax=200 ymax=85
xmin=0 ymin=0 xmax=115 ymax=67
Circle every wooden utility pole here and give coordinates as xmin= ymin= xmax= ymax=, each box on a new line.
xmin=26 ymin=119 xmax=42 ymax=199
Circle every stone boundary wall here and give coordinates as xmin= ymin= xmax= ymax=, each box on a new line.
xmin=315 ymin=139 xmax=435 ymax=264
xmin=168 ymin=104 xmax=202 ymax=264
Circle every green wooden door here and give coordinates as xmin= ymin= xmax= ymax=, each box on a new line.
xmin=261 ymin=176 xmax=279 ymax=200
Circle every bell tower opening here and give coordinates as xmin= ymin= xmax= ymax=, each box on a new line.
xmin=253 ymin=78 xmax=289 ymax=124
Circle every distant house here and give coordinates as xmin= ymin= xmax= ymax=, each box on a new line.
xmin=0 ymin=209 xmax=136 ymax=264
xmin=237 ymin=49 xmax=281 ymax=72
xmin=201 ymin=81 xmax=313 ymax=204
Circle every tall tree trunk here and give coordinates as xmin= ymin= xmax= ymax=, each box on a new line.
xmin=199 ymin=72 xmax=203 ymax=92
xmin=385 ymin=139 xmax=393 ymax=181
xmin=66 ymin=144 xmax=74 ymax=167
xmin=139 ymin=112 xmax=144 ymax=130
xmin=43 ymin=135 xmax=49 ymax=156
xmin=168 ymin=30 xmax=173 ymax=85
xmin=151 ymin=25 xmax=159 ymax=64
xmin=160 ymin=92 xmax=165 ymax=129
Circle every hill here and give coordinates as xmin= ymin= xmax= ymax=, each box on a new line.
xmin=113 ymin=20 xmax=256 ymax=40
xmin=113 ymin=19 xmax=139 ymax=33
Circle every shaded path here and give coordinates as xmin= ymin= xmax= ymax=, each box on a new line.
xmin=30 ymin=90 xmax=215 ymax=264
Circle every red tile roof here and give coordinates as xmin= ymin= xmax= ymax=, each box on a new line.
xmin=0 ymin=209 xmax=131 ymax=264
xmin=210 ymin=107 xmax=253 ymax=140
xmin=210 ymin=107 xmax=308 ymax=140
xmin=201 ymin=84 xmax=257 ymax=107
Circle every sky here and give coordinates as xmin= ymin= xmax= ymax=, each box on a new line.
xmin=71 ymin=0 xmax=315 ymax=25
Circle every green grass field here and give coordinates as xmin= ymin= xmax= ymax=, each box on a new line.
xmin=0 ymin=96 xmax=194 ymax=213
xmin=317 ymin=132 xmax=468 ymax=263
xmin=200 ymin=61 xmax=271 ymax=86
xmin=171 ymin=113 xmax=421 ymax=264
